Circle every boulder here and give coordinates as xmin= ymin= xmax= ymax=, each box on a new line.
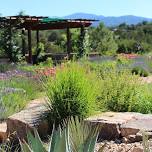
xmin=86 ymin=112 xmax=134 ymax=140
xmin=87 ymin=112 xmax=152 ymax=142
xmin=121 ymin=114 xmax=152 ymax=138
xmin=0 ymin=122 xmax=7 ymax=143
xmin=7 ymin=98 xmax=49 ymax=141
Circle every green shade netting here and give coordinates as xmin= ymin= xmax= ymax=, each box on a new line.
xmin=41 ymin=18 xmax=66 ymax=23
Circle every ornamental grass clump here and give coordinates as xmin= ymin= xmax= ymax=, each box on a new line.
xmin=45 ymin=63 xmax=97 ymax=125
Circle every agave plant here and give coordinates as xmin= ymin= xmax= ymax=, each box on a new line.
xmin=20 ymin=117 xmax=104 ymax=152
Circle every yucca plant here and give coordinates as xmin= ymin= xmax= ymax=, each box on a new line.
xmin=20 ymin=117 xmax=103 ymax=152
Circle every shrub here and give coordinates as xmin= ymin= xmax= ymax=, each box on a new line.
xmin=132 ymin=66 xmax=149 ymax=77
xmin=116 ymin=54 xmax=131 ymax=66
xmin=3 ymin=77 xmax=43 ymax=100
xmin=45 ymin=42 xmax=63 ymax=53
xmin=0 ymin=64 xmax=11 ymax=73
xmin=131 ymin=84 xmax=152 ymax=114
xmin=98 ymin=69 xmax=141 ymax=112
xmin=82 ymin=61 xmax=152 ymax=114
xmin=0 ymin=92 xmax=26 ymax=121
xmin=0 ymin=77 xmax=43 ymax=120
xmin=87 ymin=61 xmax=117 ymax=78
xmin=39 ymin=57 xmax=53 ymax=67
xmin=45 ymin=63 xmax=97 ymax=125
xmin=32 ymin=42 xmax=45 ymax=64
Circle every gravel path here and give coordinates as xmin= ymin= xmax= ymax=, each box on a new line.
xmin=95 ymin=141 xmax=144 ymax=152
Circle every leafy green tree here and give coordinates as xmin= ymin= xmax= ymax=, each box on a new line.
xmin=114 ymin=22 xmax=152 ymax=54
xmin=89 ymin=23 xmax=118 ymax=55
xmin=0 ymin=25 xmax=22 ymax=62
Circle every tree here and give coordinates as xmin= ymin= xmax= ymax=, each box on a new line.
xmin=89 ymin=23 xmax=118 ymax=55
xmin=0 ymin=23 xmax=22 ymax=62
xmin=113 ymin=22 xmax=152 ymax=54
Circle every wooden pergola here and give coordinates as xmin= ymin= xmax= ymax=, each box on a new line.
xmin=0 ymin=15 xmax=96 ymax=63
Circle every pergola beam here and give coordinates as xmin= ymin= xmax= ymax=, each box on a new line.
xmin=24 ymin=22 xmax=92 ymax=31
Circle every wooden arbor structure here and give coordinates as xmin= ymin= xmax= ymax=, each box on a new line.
xmin=0 ymin=16 xmax=96 ymax=63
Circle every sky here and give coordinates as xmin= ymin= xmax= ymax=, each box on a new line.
xmin=1 ymin=0 xmax=152 ymax=18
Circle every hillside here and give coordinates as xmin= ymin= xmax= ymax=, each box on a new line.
xmin=63 ymin=13 xmax=152 ymax=27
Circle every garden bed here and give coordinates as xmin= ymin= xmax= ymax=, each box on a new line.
xmin=1 ymin=60 xmax=152 ymax=151
xmin=0 ymin=65 xmax=45 ymax=122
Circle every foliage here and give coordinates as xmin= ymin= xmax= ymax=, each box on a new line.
xmin=131 ymin=84 xmax=152 ymax=114
xmin=0 ymin=91 xmax=26 ymax=121
xmin=45 ymin=42 xmax=63 ymax=54
xmin=87 ymin=60 xmax=117 ymax=78
xmin=39 ymin=57 xmax=54 ymax=67
xmin=32 ymin=42 xmax=45 ymax=64
xmin=89 ymin=23 xmax=118 ymax=55
xmin=0 ymin=77 xmax=43 ymax=120
xmin=0 ymin=64 xmax=13 ymax=73
xmin=0 ymin=24 xmax=22 ymax=62
xmin=87 ymin=61 xmax=152 ymax=113
xmin=1 ymin=77 xmax=43 ymax=99
xmin=97 ymin=69 xmax=140 ymax=112
xmin=131 ymin=66 xmax=149 ymax=77
xmin=114 ymin=22 xmax=152 ymax=54
xmin=45 ymin=63 xmax=97 ymax=125
xmin=116 ymin=54 xmax=131 ymax=66
xmin=77 ymin=27 xmax=86 ymax=58
xmin=20 ymin=117 xmax=100 ymax=152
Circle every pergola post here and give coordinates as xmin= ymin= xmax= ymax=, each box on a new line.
xmin=22 ymin=29 xmax=26 ymax=56
xmin=36 ymin=30 xmax=39 ymax=47
xmin=66 ymin=27 xmax=71 ymax=58
xmin=28 ymin=29 xmax=32 ymax=63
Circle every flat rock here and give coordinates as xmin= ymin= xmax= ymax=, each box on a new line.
xmin=7 ymin=98 xmax=49 ymax=140
xmin=121 ymin=119 xmax=152 ymax=137
xmin=87 ymin=112 xmax=152 ymax=142
xmin=120 ymin=113 xmax=152 ymax=139
xmin=86 ymin=112 xmax=134 ymax=140
xmin=0 ymin=122 xmax=7 ymax=143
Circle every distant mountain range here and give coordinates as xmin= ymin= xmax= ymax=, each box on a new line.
xmin=63 ymin=13 xmax=152 ymax=27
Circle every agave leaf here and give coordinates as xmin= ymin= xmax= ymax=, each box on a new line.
xmin=49 ymin=126 xmax=61 ymax=152
xmin=49 ymin=126 xmax=69 ymax=152
xmin=20 ymin=139 xmax=33 ymax=152
xmin=26 ymin=130 xmax=47 ymax=152
xmin=83 ymin=134 xmax=98 ymax=152
xmin=82 ymin=123 xmax=99 ymax=152
xmin=68 ymin=117 xmax=99 ymax=152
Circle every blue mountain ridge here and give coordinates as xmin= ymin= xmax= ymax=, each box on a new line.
xmin=63 ymin=13 xmax=152 ymax=27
